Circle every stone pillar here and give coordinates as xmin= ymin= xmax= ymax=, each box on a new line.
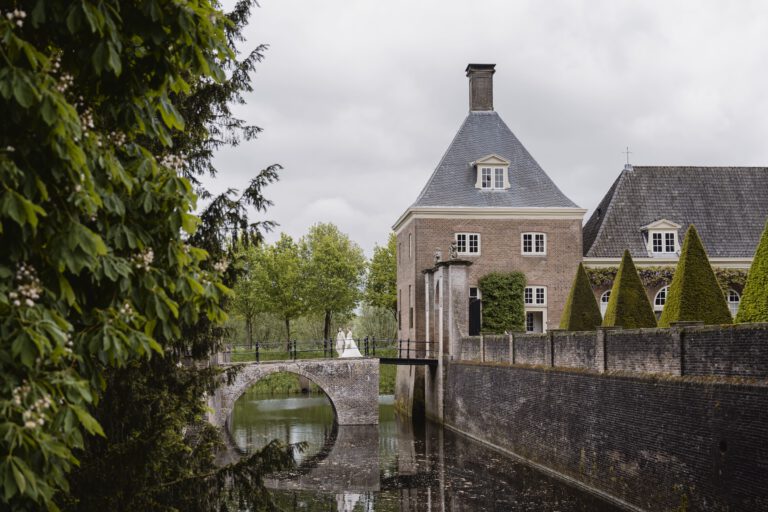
xmin=423 ymin=271 xmax=433 ymax=347
xmin=595 ymin=327 xmax=621 ymax=373
xmin=445 ymin=260 xmax=472 ymax=359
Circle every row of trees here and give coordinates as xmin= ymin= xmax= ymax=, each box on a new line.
xmin=230 ymin=229 xmax=398 ymax=344
xmin=560 ymin=223 xmax=768 ymax=330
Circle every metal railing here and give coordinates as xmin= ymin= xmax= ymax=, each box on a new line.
xmin=224 ymin=338 xmax=438 ymax=363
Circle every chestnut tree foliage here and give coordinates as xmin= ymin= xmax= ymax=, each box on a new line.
xmin=0 ymin=1 xmax=283 ymax=510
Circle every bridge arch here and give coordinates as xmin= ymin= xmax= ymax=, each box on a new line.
xmin=209 ymin=358 xmax=379 ymax=432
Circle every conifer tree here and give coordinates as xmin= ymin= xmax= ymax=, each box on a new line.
xmin=736 ymin=219 xmax=768 ymax=323
xmin=603 ymin=250 xmax=657 ymax=328
xmin=658 ymin=225 xmax=732 ymax=327
xmin=560 ymin=263 xmax=603 ymax=330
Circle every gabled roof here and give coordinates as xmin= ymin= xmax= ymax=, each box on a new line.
xmin=583 ymin=166 xmax=768 ymax=258
xmin=410 ymin=111 xmax=578 ymax=209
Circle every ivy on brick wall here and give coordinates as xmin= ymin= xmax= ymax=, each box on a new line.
xmin=587 ymin=266 xmax=747 ymax=292
xmin=478 ymin=271 xmax=526 ymax=334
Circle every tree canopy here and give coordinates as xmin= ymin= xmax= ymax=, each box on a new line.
xmin=560 ymin=263 xmax=602 ymax=331
xmin=736 ymin=219 xmax=768 ymax=323
xmin=301 ymin=223 xmax=366 ymax=340
xmin=0 ymin=1 xmax=285 ymax=509
xmin=602 ymin=251 xmax=657 ymax=329
xmin=658 ymin=225 xmax=732 ymax=327
xmin=364 ymin=232 xmax=397 ymax=318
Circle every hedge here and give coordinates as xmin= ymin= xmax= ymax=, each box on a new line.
xmin=736 ymin=219 xmax=768 ymax=323
xmin=478 ymin=271 xmax=526 ymax=333
xmin=560 ymin=263 xmax=602 ymax=330
xmin=659 ymin=225 xmax=732 ymax=326
xmin=602 ymin=250 xmax=657 ymax=328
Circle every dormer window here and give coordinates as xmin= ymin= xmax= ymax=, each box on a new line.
xmin=473 ymin=154 xmax=510 ymax=190
xmin=641 ymin=219 xmax=681 ymax=256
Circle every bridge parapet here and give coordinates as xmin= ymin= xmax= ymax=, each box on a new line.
xmin=210 ymin=358 xmax=380 ymax=429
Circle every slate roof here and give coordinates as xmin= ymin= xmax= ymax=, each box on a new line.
xmin=410 ymin=111 xmax=578 ymax=208
xmin=583 ymin=166 xmax=768 ymax=258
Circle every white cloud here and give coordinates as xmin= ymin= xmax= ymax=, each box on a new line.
xmin=206 ymin=0 xmax=768 ymax=255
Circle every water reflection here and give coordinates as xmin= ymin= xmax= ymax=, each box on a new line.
xmin=229 ymin=392 xmax=621 ymax=511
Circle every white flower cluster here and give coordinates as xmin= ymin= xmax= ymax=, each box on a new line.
xmin=119 ymin=301 xmax=134 ymax=319
xmin=109 ymin=130 xmax=127 ymax=146
xmin=9 ymin=263 xmax=42 ymax=307
xmin=160 ymin=154 xmax=185 ymax=171
xmin=5 ymin=8 xmax=26 ymax=27
xmin=134 ymin=248 xmax=154 ymax=270
xmin=22 ymin=395 xmax=52 ymax=429
xmin=56 ymin=72 xmax=74 ymax=94
xmin=213 ymin=259 xmax=229 ymax=273
xmin=4 ymin=146 xmax=14 ymax=152
xmin=80 ymin=108 xmax=95 ymax=133
xmin=11 ymin=383 xmax=30 ymax=407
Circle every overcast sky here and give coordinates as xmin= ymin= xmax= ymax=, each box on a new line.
xmin=206 ymin=0 xmax=768 ymax=256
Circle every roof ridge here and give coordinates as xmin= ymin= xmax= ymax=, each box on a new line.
xmin=585 ymin=170 xmax=626 ymax=257
xmin=411 ymin=114 xmax=472 ymax=207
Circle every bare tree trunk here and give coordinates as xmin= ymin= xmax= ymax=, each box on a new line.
xmin=323 ymin=310 xmax=332 ymax=341
xmin=246 ymin=315 xmax=253 ymax=350
xmin=285 ymin=317 xmax=291 ymax=351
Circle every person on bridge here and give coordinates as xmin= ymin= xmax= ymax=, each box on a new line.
xmin=335 ymin=327 xmax=346 ymax=357
xmin=341 ymin=328 xmax=362 ymax=358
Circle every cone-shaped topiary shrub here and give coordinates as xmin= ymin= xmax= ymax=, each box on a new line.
xmin=736 ymin=219 xmax=768 ymax=323
xmin=658 ymin=225 xmax=732 ymax=327
xmin=603 ymin=250 xmax=657 ymax=328
xmin=560 ymin=263 xmax=603 ymax=330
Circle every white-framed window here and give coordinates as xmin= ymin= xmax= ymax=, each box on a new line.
xmin=600 ymin=290 xmax=611 ymax=317
xmin=480 ymin=167 xmax=506 ymax=190
xmin=650 ymin=231 xmax=678 ymax=254
xmin=455 ymin=233 xmax=480 ymax=255
xmin=522 ymin=233 xmax=546 ymax=255
xmin=727 ymin=289 xmax=740 ymax=318
xmin=481 ymin=168 xmax=492 ymax=188
xmin=654 ymin=286 xmax=668 ymax=312
xmin=524 ymin=286 xmax=546 ymax=306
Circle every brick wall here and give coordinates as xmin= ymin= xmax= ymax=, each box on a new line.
xmin=460 ymin=336 xmax=481 ymax=361
xmin=683 ymin=323 xmax=768 ymax=378
xmin=552 ymin=331 xmax=596 ymax=369
xmin=511 ymin=333 xmax=548 ymax=365
xmin=458 ymin=323 xmax=768 ymax=379
xmin=483 ymin=334 xmax=509 ymax=362
xmin=444 ymin=363 xmax=768 ymax=511
xmin=605 ymin=328 xmax=681 ymax=374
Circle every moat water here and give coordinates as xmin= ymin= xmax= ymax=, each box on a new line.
xmin=229 ymin=390 xmax=622 ymax=511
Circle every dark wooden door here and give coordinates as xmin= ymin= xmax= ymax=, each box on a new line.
xmin=469 ymin=298 xmax=481 ymax=335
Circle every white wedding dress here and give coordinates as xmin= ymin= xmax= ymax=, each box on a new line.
xmin=340 ymin=331 xmax=362 ymax=358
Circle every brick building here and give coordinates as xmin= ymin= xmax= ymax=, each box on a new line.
xmin=393 ymin=64 xmax=586 ymax=340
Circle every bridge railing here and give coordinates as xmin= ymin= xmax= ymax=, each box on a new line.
xmin=226 ymin=338 xmax=401 ymax=363
xmin=223 ymin=338 xmax=439 ymax=363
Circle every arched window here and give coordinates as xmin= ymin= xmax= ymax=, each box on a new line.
xmin=727 ymin=289 xmax=740 ymax=318
xmin=600 ymin=290 xmax=611 ymax=317
xmin=654 ymin=286 xmax=668 ymax=312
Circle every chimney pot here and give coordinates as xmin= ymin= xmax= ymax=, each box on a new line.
xmin=466 ymin=63 xmax=496 ymax=111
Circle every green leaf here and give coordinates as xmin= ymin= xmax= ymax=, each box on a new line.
xmin=11 ymin=459 xmax=25 ymax=495
xmin=70 ymin=405 xmax=105 ymax=437
xmin=0 ymin=189 xmax=47 ymax=230
xmin=107 ymin=43 xmax=122 ymax=76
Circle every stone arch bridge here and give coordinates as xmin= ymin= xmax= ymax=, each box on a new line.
xmin=209 ymin=358 xmax=380 ymax=431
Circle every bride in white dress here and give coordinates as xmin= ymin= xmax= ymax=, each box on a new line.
xmin=340 ymin=328 xmax=362 ymax=358
xmin=335 ymin=327 xmax=345 ymax=357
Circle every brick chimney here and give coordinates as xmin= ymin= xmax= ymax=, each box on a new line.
xmin=466 ymin=63 xmax=495 ymax=111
